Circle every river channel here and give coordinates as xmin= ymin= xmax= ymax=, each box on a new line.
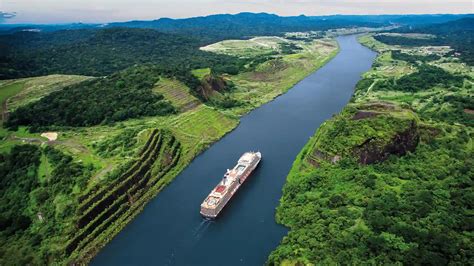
xmin=93 ymin=34 xmax=377 ymax=266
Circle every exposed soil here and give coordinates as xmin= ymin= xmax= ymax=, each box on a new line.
xmin=9 ymin=134 xmax=89 ymax=153
xmin=365 ymin=102 xmax=396 ymax=111
xmin=196 ymin=75 xmax=228 ymax=100
xmin=1 ymin=97 xmax=9 ymax=122
xmin=355 ymin=120 xmax=419 ymax=164
xmin=464 ymin=108 xmax=474 ymax=115
xmin=41 ymin=132 xmax=58 ymax=141
xmin=180 ymin=100 xmax=200 ymax=112
xmin=351 ymin=111 xmax=381 ymax=120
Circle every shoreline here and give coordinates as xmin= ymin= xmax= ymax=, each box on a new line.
xmin=76 ymin=37 xmax=341 ymax=264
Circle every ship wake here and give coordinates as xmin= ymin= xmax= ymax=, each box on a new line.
xmin=192 ymin=219 xmax=212 ymax=240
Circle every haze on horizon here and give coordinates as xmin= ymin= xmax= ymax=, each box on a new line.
xmin=0 ymin=0 xmax=473 ymax=24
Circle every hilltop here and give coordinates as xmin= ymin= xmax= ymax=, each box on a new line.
xmin=269 ymin=30 xmax=473 ymax=265
xmin=0 ymin=12 xmax=472 ymax=265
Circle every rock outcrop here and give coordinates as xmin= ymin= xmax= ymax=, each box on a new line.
xmin=196 ymin=75 xmax=228 ymax=100
xmin=304 ymin=102 xmax=420 ymax=167
xmin=354 ymin=120 xmax=419 ymax=164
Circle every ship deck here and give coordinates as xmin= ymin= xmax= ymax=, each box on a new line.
xmin=200 ymin=152 xmax=261 ymax=210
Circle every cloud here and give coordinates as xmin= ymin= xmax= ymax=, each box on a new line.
xmin=1 ymin=0 xmax=473 ymax=24
xmin=0 ymin=11 xmax=16 ymax=23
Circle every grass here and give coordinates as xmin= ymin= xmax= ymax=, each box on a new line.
xmin=191 ymin=68 xmax=211 ymax=79
xmin=153 ymin=78 xmax=200 ymax=111
xmin=0 ymin=81 xmax=26 ymax=123
xmin=225 ymin=38 xmax=339 ymax=115
xmin=0 ymin=33 xmax=342 ymax=264
xmin=269 ymin=33 xmax=473 ymax=265
xmin=0 ymin=126 xmax=47 ymax=152
xmin=38 ymin=153 xmax=52 ymax=182
xmin=6 ymin=75 xmax=91 ymax=111
xmin=200 ymin=36 xmax=288 ymax=57
xmin=0 ymin=81 xmax=25 ymax=105
xmin=168 ymin=105 xmax=238 ymax=151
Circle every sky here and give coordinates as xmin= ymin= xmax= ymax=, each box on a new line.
xmin=0 ymin=0 xmax=473 ymax=24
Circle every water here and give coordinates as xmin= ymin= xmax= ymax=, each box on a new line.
xmin=92 ymin=35 xmax=377 ymax=266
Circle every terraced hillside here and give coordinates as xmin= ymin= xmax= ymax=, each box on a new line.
xmin=269 ymin=34 xmax=473 ymax=265
xmin=0 ymin=70 xmax=241 ymax=264
xmin=153 ymin=78 xmax=201 ymax=112
xmin=0 ymin=31 xmax=340 ymax=264
xmin=67 ymin=129 xmax=181 ymax=263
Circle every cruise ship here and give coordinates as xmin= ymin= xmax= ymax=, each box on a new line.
xmin=200 ymin=151 xmax=262 ymax=219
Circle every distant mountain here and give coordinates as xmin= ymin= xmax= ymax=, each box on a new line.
xmin=0 ymin=23 xmax=99 ymax=34
xmin=106 ymin=12 xmax=387 ymax=42
xmin=364 ymin=13 xmax=473 ymax=25
xmin=421 ymin=17 xmax=474 ymax=33
xmin=1 ymin=13 xmax=473 ymax=79
xmin=391 ymin=16 xmax=474 ymax=33
xmin=2 ymin=13 xmax=471 ymax=41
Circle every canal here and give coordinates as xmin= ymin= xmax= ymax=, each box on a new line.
xmin=92 ymin=34 xmax=377 ymax=266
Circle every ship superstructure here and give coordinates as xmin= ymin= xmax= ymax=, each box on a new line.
xmin=200 ymin=151 xmax=262 ymax=218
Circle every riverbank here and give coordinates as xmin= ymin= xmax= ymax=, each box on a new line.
xmin=268 ymin=34 xmax=473 ymax=265
xmin=70 ymin=35 xmax=339 ymax=265
xmin=0 ymin=36 xmax=339 ymax=264
xmin=91 ymin=34 xmax=376 ymax=266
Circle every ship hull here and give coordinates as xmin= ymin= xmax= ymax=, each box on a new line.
xmin=200 ymin=152 xmax=261 ymax=219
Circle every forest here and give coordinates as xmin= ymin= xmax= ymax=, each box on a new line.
xmin=374 ymin=17 xmax=474 ymax=65
xmin=0 ymin=27 xmax=248 ymax=80
xmin=269 ymin=127 xmax=472 ymax=264
xmin=268 ymin=33 xmax=473 ymax=265
xmin=0 ymin=12 xmax=472 ymax=265
xmin=5 ymin=65 xmax=176 ymax=130
xmin=107 ymin=12 xmax=387 ymax=42
xmin=374 ymin=64 xmax=465 ymax=92
xmin=391 ymin=50 xmax=440 ymax=63
xmin=0 ymin=145 xmax=93 ymax=265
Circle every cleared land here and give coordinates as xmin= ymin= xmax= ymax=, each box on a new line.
xmin=153 ymin=78 xmax=201 ymax=111
xmin=40 ymin=132 xmax=58 ymax=141
xmin=191 ymin=68 xmax=211 ymax=79
xmin=7 ymin=74 xmax=92 ymax=111
xmin=199 ymin=37 xmax=339 ymax=115
xmin=201 ymin=36 xmax=291 ymax=57
xmin=0 ymin=33 xmax=339 ymax=264
xmin=269 ymin=34 xmax=473 ymax=265
xmin=0 ymin=81 xmax=25 ymax=123
xmin=377 ymin=32 xmax=436 ymax=39
xmin=356 ymin=34 xmax=473 ymax=116
xmin=228 ymin=38 xmax=339 ymax=114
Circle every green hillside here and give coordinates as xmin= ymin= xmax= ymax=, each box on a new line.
xmin=0 ymin=30 xmax=338 ymax=264
xmin=0 ymin=28 xmax=246 ymax=80
xmin=268 ymin=34 xmax=473 ymax=265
